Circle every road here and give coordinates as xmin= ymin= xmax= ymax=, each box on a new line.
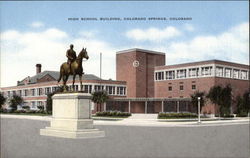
xmin=1 ymin=118 xmax=249 ymax=158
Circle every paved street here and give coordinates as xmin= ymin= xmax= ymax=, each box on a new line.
xmin=1 ymin=117 xmax=249 ymax=158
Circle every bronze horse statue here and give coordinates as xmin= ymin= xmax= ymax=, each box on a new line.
xmin=58 ymin=47 xmax=89 ymax=91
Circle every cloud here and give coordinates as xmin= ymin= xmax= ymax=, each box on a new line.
xmin=150 ymin=22 xmax=249 ymax=65
xmin=0 ymin=28 xmax=120 ymax=87
xmin=1 ymin=22 xmax=248 ymax=87
xmin=125 ymin=26 xmax=181 ymax=42
xmin=30 ymin=21 xmax=44 ymax=28
xmin=79 ymin=30 xmax=99 ymax=39
xmin=184 ymin=24 xmax=194 ymax=32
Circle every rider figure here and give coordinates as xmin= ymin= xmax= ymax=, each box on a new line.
xmin=66 ymin=44 xmax=77 ymax=74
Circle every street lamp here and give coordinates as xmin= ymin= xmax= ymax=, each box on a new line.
xmin=198 ymin=97 xmax=201 ymax=124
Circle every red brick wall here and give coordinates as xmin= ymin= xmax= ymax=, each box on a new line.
xmin=131 ymin=102 xmax=145 ymax=113
xmin=116 ymin=49 xmax=165 ymax=98
xmin=116 ymin=52 xmax=137 ymax=97
xmin=155 ymin=77 xmax=215 ymax=98
xmin=155 ymin=76 xmax=249 ymax=114
xmin=214 ymin=77 xmax=249 ymax=112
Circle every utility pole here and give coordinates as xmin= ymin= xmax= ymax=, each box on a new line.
xmin=100 ymin=52 xmax=102 ymax=90
xmin=198 ymin=97 xmax=201 ymax=124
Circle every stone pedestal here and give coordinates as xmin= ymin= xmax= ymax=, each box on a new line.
xmin=40 ymin=93 xmax=105 ymax=139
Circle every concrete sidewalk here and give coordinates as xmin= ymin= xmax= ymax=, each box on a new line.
xmin=1 ymin=114 xmax=249 ymax=127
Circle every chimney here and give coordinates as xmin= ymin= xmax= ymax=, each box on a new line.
xmin=36 ymin=64 xmax=42 ymax=74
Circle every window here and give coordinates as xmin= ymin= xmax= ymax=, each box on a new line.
xmin=31 ymin=89 xmax=36 ymax=96
xmin=117 ymin=87 xmax=126 ymax=95
xmin=52 ymin=87 xmax=58 ymax=92
xmin=106 ymin=86 xmax=116 ymax=95
xmin=17 ymin=90 xmax=22 ymax=96
xmin=166 ymin=71 xmax=175 ymax=80
xmin=94 ymin=85 xmax=104 ymax=91
xmin=188 ymin=68 xmax=199 ymax=77
xmin=177 ymin=69 xmax=186 ymax=79
xmin=233 ymin=69 xmax=240 ymax=79
xmin=89 ymin=85 xmax=92 ymax=93
xmin=75 ymin=85 xmax=78 ymax=91
xmin=31 ymin=102 xmax=36 ymax=109
xmin=168 ymin=86 xmax=172 ymax=91
xmin=7 ymin=91 xmax=10 ymax=97
xmin=216 ymin=66 xmax=223 ymax=77
xmin=24 ymin=89 xmax=28 ymax=96
xmin=84 ymin=85 xmax=92 ymax=93
xmin=201 ymin=66 xmax=212 ymax=76
xmin=225 ymin=68 xmax=232 ymax=78
xmin=38 ymin=101 xmax=44 ymax=107
xmin=37 ymin=88 xmax=43 ymax=96
xmin=155 ymin=72 xmax=164 ymax=80
xmin=192 ymin=85 xmax=196 ymax=90
xmin=45 ymin=87 xmax=51 ymax=95
xmin=84 ymin=85 xmax=89 ymax=92
xmin=180 ymin=85 xmax=184 ymax=91
xmin=12 ymin=91 xmax=16 ymax=96
xmin=241 ymin=70 xmax=248 ymax=80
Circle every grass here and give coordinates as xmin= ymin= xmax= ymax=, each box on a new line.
xmin=0 ymin=112 xmax=51 ymax=116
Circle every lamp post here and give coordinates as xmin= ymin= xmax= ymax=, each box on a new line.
xmin=198 ymin=97 xmax=201 ymax=124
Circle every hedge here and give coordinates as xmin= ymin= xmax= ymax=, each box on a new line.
xmin=0 ymin=109 xmax=52 ymax=115
xmin=158 ymin=112 xmax=198 ymax=119
xmin=95 ymin=111 xmax=131 ymax=117
xmin=215 ymin=114 xmax=235 ymax=118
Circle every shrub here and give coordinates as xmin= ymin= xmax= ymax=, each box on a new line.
xmin=95 ymin=111 xmax=131 ymax=117
xmin=222 ymin=114 xmax=234 ymax=118
xmin=215 ymin=113 xmax=235 ymax=117
xmin=37 ymin=105 xmax=44 ymax=110
xmin=22 ymin=105 xmax=30 ymax=110
xmin=236 ymin=112 xmax=248 ymax=117
xmin=9 ymin=95 xmax=24 ymax=111
xmin=158 ymin=112 xmax=197 ymax=119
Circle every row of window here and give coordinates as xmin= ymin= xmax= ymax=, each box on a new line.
xmin=155 ymin=66 xmax=248 ymax=81
xmin=168 ymin=84 xmax=196 ymax=91
xmin=4 ymin=84 xmax=126 ymax=97
xmin=20 ymin=101 xmax=46 ymax=109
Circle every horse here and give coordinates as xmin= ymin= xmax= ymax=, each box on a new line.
xmin=58 ymin=47 xmax=89 ymax=91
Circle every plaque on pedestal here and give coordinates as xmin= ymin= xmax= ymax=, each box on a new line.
xmin=40 ymin=93 xmax=105 ymax=139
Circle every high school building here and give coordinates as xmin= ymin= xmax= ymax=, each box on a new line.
xmin=1 ymin=48 xmax=249 ymax=114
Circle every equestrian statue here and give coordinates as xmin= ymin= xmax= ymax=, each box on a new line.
xmin=58 ymin=44 xmax=89 ymax=91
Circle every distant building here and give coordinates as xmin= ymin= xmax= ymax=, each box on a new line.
xmin=0 ymin=64 xmax=126 ymax=111
xmin=1 ymin=48 xmax=249 ymax=115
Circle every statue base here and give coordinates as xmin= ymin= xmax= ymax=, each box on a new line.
xmin=40 ymin=93 xmax=105 ymax=139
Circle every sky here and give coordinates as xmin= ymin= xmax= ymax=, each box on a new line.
xmin=0 ymin=1 xmax=249 ymax=87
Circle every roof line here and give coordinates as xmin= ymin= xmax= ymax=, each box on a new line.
xmin=155 ymin=59 xmax=249 ymax=68
xmin=116 ymin=48 xmax=165 ymax=55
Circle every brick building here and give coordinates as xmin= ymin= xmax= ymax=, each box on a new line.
xmin=106 ymin=48 xmax=249 ymax=114
xmin=154 ymin=60 xmax=249 ymax=114
xmin=1 ymin=48 xmax=249 ymax=114
xmin=0 ymin=64 xmax=126 ymax=111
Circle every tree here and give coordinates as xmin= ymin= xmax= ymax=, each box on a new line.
xmin=242 ymin=91 xmax=250 ymax=113
xmin=46 ymin=86 xmax=64 ymax=113
xmin=190 ymin=91 xmax=205 ymax=112
xmin=91 ymin=90 xmax=109 ymax=112
xmin=9 ymin=95 xmax=24 ymax=111
xmin=207 ymin=85 xmax=232 ymax=115
xmin=220 ymin=85 xmax=232 ymax=115
xmin=236 ymin=91 xmax=250 ymax=115
xmin=0 ymin=93 xmax=6 ymax=109
xmin=46 ymin=93 xmax=54 ymax=112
